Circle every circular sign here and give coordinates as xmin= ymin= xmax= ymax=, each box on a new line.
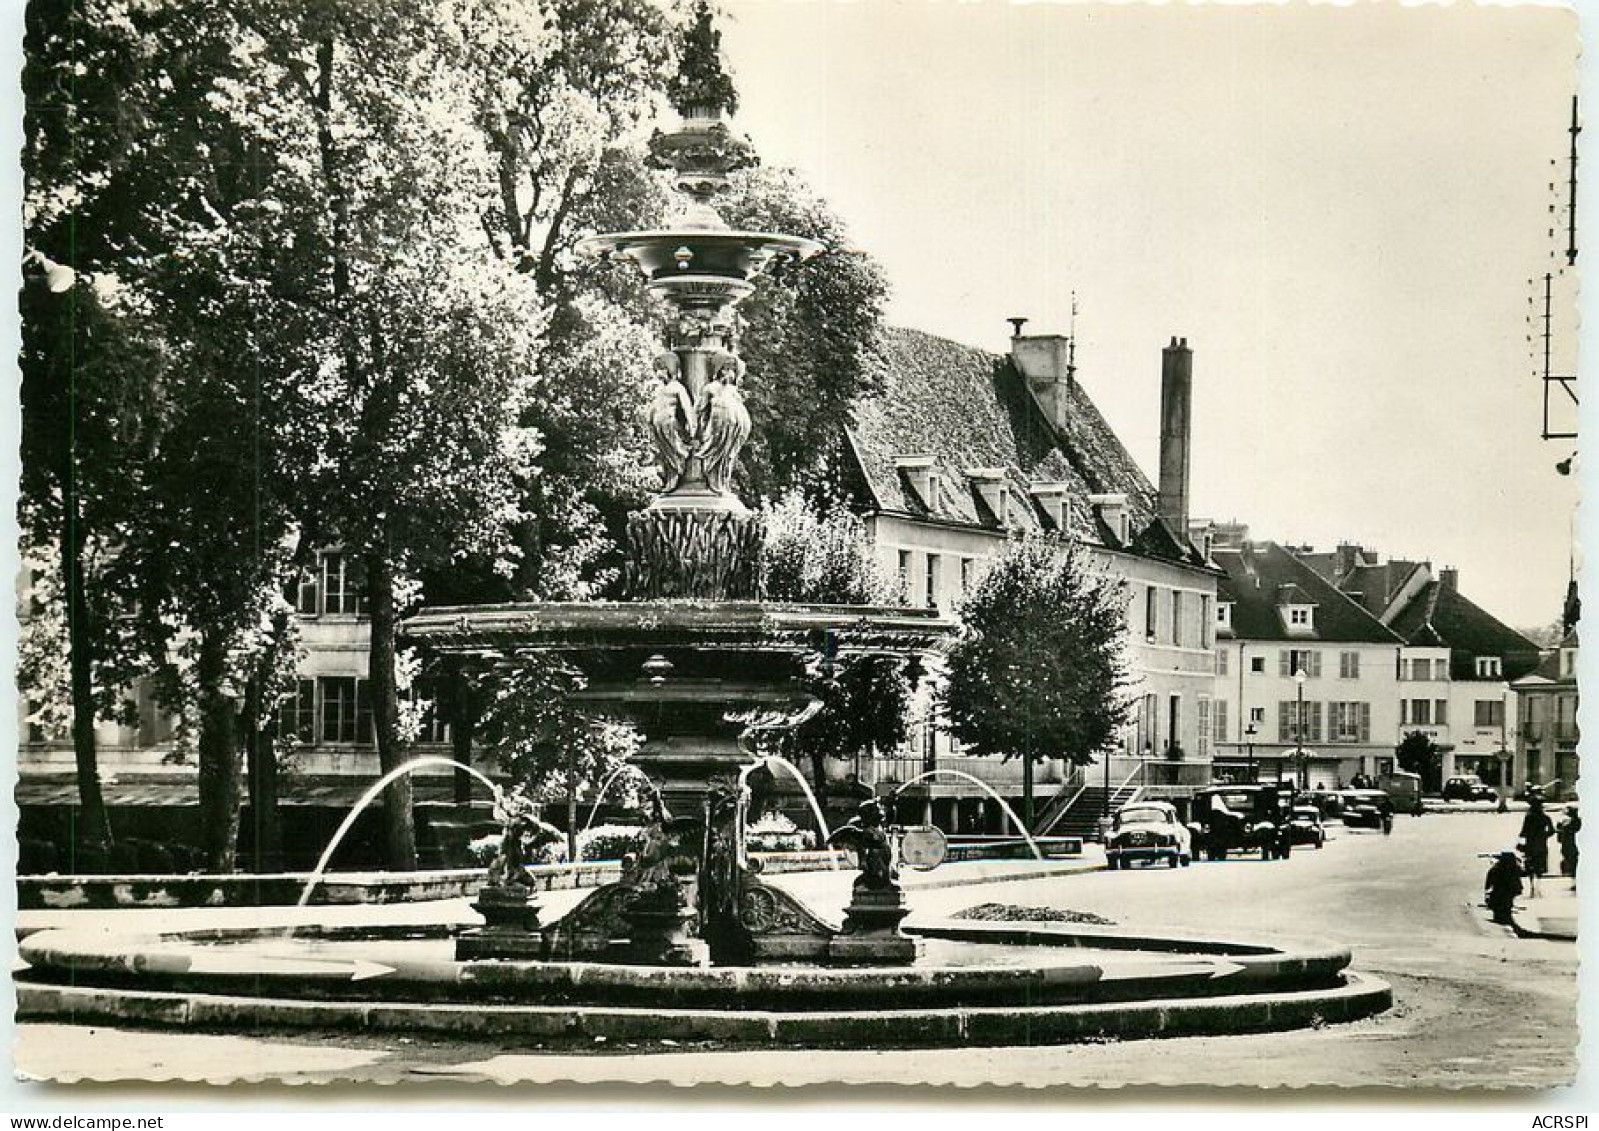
xmin=900 ymin=824 xmax=948 ymax=871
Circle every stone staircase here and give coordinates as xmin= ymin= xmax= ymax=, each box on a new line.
xmin=1035 ymin=782 xmax=1143 ymax=841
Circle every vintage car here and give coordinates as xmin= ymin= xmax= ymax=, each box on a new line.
xmin=1187 ymin=784 xmax=1296 ymax=861
xmin=1105 ymin=801 xmax=1192 ymax=869
xmin=1339 ymin=788 xmax=1394 ymax=832
xmin=1287 ymin=804 xmax=1326 ymax=848
xmin=1441 ymin=776 xmax=1498 ymax=803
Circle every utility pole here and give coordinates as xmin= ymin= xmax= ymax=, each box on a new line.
xmin=1568 ymin=95 xmax=1580 ymax=267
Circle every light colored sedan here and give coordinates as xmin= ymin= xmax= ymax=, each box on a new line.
xmin=1106 ymin=801 xmax=1192 ymax=869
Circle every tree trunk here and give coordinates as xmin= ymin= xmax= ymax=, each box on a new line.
xmin=367 ymin=549 xmax=417 ymax=870
xmin=62 ymin=500 xmax=113 ymax=850
xmin=1022 ymin=754 xmax=1035 ymax=834
xmin=565 ymin=747 xmax=579 ymax=864
xmin=448 ymin=664 xmax=479 ymax=805
xmin=196 ymin=627 xmax=243 ymax=872
xmin=244 ymin=674 xmax=283 ymax=872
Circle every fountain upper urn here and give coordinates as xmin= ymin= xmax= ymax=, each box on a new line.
xmin=576 ymin=5 xmax=822 ymax=600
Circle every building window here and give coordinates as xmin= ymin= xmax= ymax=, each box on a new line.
xmin=1562 ymin=649 xmax=1577 ymax=679
xmin=1145 ymin=587 xmax=1158 ymax=642
xmin=1407 ymin=658 xmax=1432 ymax=682
xmin=1251 ymin=656 xmax=1266 ymax=674
xmin=1474 ymin=699 xmax=1505 ymax=728
xmin=1171 ymin=590 xmax=1183 ymax=646
xmin=959 ymin=557 xmax=972 ymax=593
xmin=1289 ymin=607 xmax=1309 ymax=626
xmin=1200 ymin=595 xmax=1213 ymax=648
xmin=925 ymin=554 xmax=940 ymax=609
xmin=1217 ymin=602 xmax=1232 ymax=629
xmin=897 ymin=550 xmax=911 ymax=600
xmin=1434 ymin=699 xmax=1448 ymax=726
xmin=317 ymin=676 xmax=373 ymax=745
xmin=1339 ymin=651 xmax=1360 ymax=679
xmin=1434 ymin=658 xmax=1449 ymax=681
xmin=1197 ymin=697 xmax=1212 ymax=759
xmin=298 ymin=552 xmax=366 ymax=616
xmin=1279 ymin=700 xmax=1322 ymax=743
xmin=278 ymin=679 xmax=316 ymax=744
xmin=1281 ymin=649 xmax=1320 ymax=678
xmin=1475 ymin=656 xmax=1502 ymax=679
xmin=1216 ymin=648 xmax=1229 ymax=676
xmin=1403 ymin=699 xmax=1432 ymax=726
xmin=1330 ymin=702 xmax=1371 ymax=743
xmin=1167 ymin=694 xmax=1182 ymax=754
xmin=1214 ymin=699 xmax=1229 ymax=744
xmin=1249 ymin=706 xmax=1265 ymax=725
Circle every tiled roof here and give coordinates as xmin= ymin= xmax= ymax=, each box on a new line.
xmin=1212 ymin=542 xmax=1405 ymax=644
xmin=845 ymin=327 xmax=1199 ymax=564
xmin=1388 ymin=582 xmax=1543 ymax=680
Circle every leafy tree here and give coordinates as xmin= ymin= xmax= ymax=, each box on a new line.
xmin=938 ymin=536 xmax=1136 ymax=828
xmin=475 ymin=656 xmax=644 ymax=861
xmin=1396 ymin=730 xmax=1444 ymax=790
xmin=719 ymin=168 xmax=890 ymax=501
xmin=757 ymin=491 xmax=913 ymax=793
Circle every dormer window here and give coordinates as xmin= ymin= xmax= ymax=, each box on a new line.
xmin=1280 ymin=603 xmax=1316 ymax=635
xmin=1475 ymin=656 xmax=1502 ymax=679
xmin=894 ymin=454 xmax=940 ymax=513
xmin=1562 ymin=648 xmax=1577 ymax=679
xmin=1029 ymin=482 xmax=1072 ymax=531
xmin=1217 ymin=602 xmax=1233 ymax=631
xmin=966 ymin=468 xmax=1012 ymax=528
xmin=1289 ymin=608 xmax=1310 ymax=626
xmin=1089 ymin=493 xmax=1129 ymax=543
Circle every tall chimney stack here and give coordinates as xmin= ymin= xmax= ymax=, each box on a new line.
xmin=1158 ymin=337 xmax=1192 ymax=536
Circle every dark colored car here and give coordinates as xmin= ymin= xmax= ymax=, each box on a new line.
xmin=1287 ymin=804 xmax=1326 ymax=849
xmin=1339 ymin=788 xmax=1394 ymax=832
xmin=1441 ymin=776 xmax=1497 ymax=803
xmin=1187 ymin=784 xmax=1296 ymax=861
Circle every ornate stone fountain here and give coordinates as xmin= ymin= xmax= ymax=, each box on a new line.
xmin=410 ymin=6 xmax=944 ymax=967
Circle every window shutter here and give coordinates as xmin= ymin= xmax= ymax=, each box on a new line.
xmin=1435 ymin=699 xmax=1448 ymax=726
xmin=1279 ymin=651 xmax=1290 ymax=677
xmin=1215 ymin=700 xmax=1229 ymax=744
xmin=1309 ymin=702 xmax=1324 ymax=743
xmin=1310 ymin=651 xmax=1323 ymax=678
xmin=1217 ymin=648 xmax=1228 ymax=676
xmin=1278 ymin=701 xmax=1293 ymax=742
xmin=1359 ymin=702 xmax=1372 ymax=743
xmin=1351 ymin=652 xmax=1361 ymax=679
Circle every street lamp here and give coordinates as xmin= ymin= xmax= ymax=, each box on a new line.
xmin=1294 ymin=667 xmax=1309 ymax=789
xmin=1244 ymin=721 xmax=1258 ymax=782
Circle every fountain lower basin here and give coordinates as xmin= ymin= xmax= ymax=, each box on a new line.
xmin=17 ymin=917 xmax=1390 ymax=1048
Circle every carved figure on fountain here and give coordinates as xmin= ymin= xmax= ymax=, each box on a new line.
xmin=646 ymin=350 xmax=698 ymax=492
xmin=828 ymin=798 xmax=900 ymax=893
xmin=485 ymin=788 xmax=562 ymax=890
xmin=696 ymin=354 xmax=752 ymax=497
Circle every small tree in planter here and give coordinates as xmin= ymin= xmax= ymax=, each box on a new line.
xmin=475 ymin=656 xmax=644 ymax=863
xmin=938 ymin=535 xmax=1136 ymax=829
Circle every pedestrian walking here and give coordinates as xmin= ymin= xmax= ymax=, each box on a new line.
xmin=1521 ymin=796 xmax=1555 ymax=877
xmin=1558 ymin=804 xmax=1581 ymax=880
xmin=1484 ymin=850 xmax=1524 ymax=926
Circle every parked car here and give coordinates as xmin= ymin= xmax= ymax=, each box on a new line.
xmin=1106 ymin=801 xmax=1192 ymax=869
xmin=1187 ymin=784 xmax=1296 ymax=861
xmin=1339 ymin=788 xmax=1394 ymax=832
xmin=1441 ymin=776 xmax=1497 ymax=803
xmin=1287 ymin=804 xmax=1327 ymax=849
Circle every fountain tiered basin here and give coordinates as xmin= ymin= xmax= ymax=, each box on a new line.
xmin=16 ymin=916 xmax=1391 ymax=1047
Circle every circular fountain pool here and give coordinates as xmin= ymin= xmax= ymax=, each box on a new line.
xmin=17 ymin=918 xmax=1390 ymax=1048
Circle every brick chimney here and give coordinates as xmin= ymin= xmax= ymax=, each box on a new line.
xmin=1439 ymin=567 xmax=1458 ymax=592
xmin=1158 ymin=337 xmax=1193 ymax=535
xmin=1009 ymin=327 xmax=1073 ymax=432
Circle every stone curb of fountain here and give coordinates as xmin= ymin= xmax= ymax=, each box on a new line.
xmin=898 ymin=856 xmax=1104 ymax=892
xmin=14 ymin=970 xmax=1392 ymax=1049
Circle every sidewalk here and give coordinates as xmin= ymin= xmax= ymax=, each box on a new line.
xmin=1516 ymin=874 xmax=1579 ymax=940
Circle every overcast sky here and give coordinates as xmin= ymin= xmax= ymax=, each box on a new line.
xmin=719 ymin=0 xmax=1579 ymax=630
